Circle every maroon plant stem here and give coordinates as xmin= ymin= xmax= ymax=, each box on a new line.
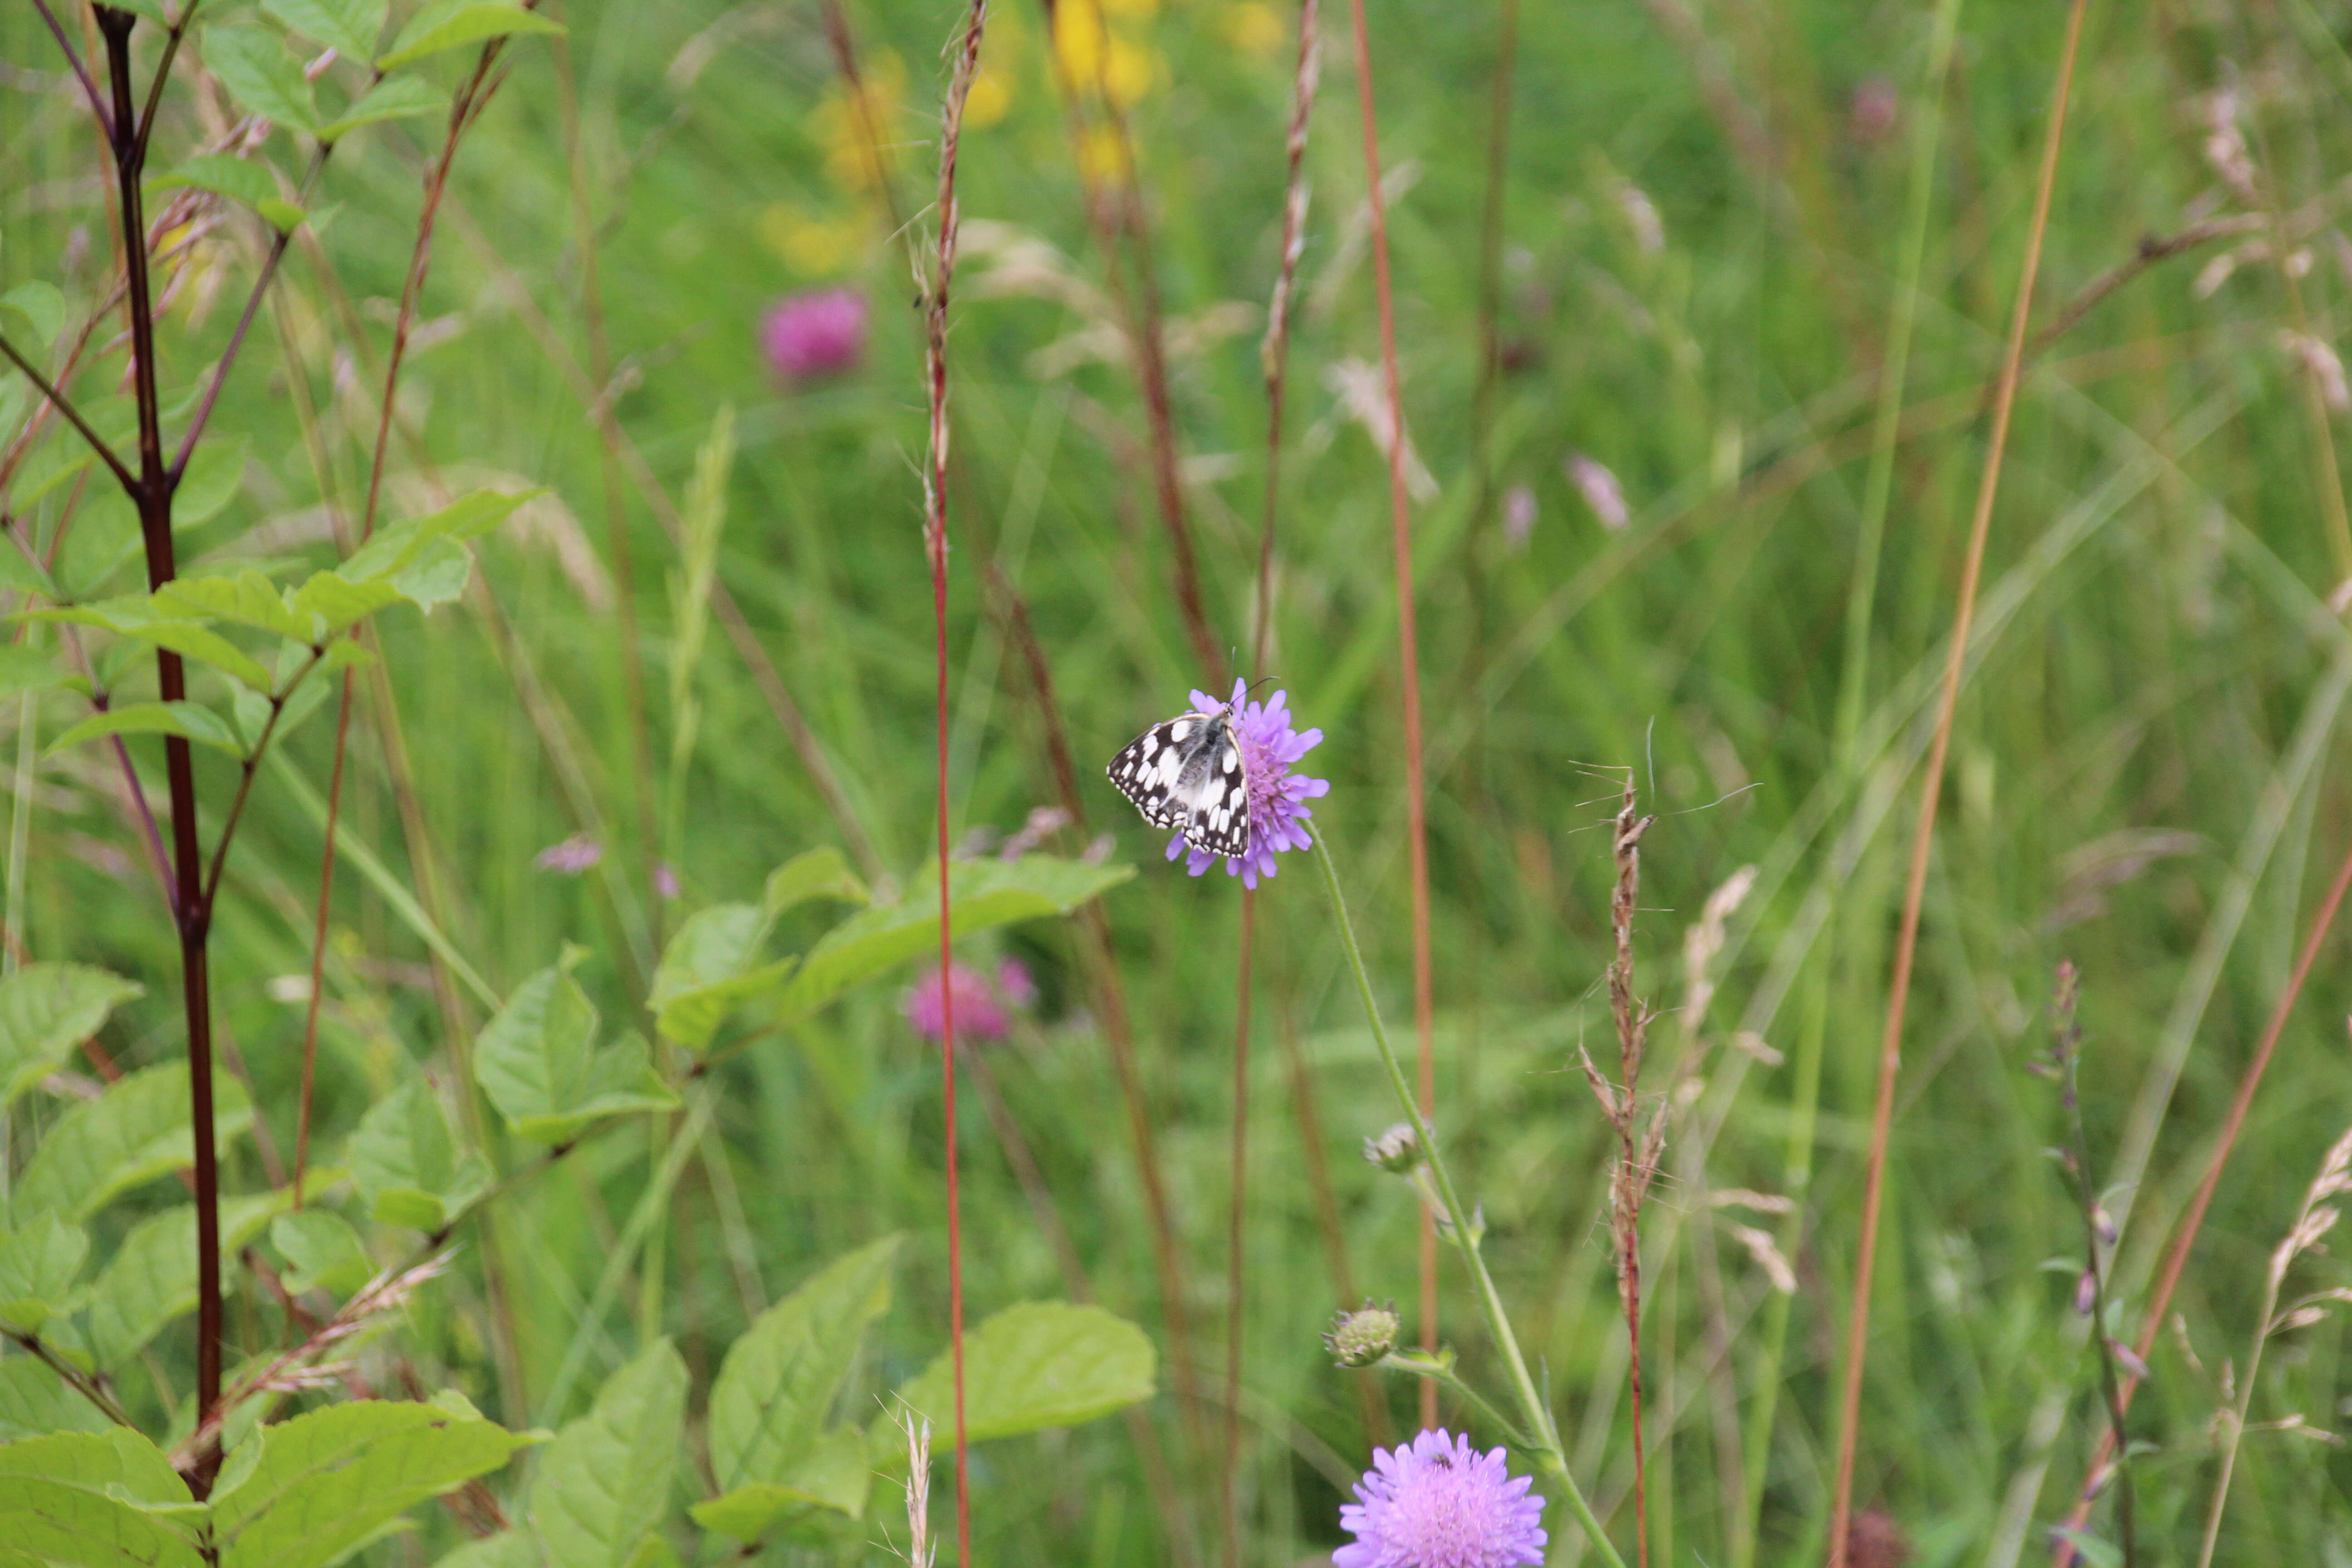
xmin=1342 ymin=0 xmax=1439 ymax=1430
xmin=0 ymin=335 xmax=137 ymax=494
xmin=2050 ymin=833 xmax=2352 ymax=1564
xmin=926 ymin=6 xmax=992 ymax=1558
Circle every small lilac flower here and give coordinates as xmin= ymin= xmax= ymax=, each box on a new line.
xmin=1166 ymin=679 xmax=1329 ymax=891
xmin=1502 ymin=484 xmax=1536 ymax=553
xmin=1566 ymin=452 xmax=1628 ymax=531
xmin=761 ymin=287 xmax=867 ymax=383
xmin=534 ymin=834 xmax=602 ymax=874
xmin=653 ymin=862 xmax=681 ymax=900
xmin=1333 ymin=1429 xmax=1547 ymax=1568
xmin=902 ymin=961 xmax=1030 ymax=1043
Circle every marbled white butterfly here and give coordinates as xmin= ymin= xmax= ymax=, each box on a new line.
xmin=1107 ymin=701 xmax=1251 ymax=858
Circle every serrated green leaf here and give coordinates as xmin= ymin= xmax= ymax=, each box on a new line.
xmin=475 ymin=963 xmax=677 ymax=1145
xmin=530 ymin=1341 xmax=685 ymax=1568
xmin=0 ymin=285 xmax=65 ymax=354
xmin=347 ymin=1078 xmax=488 ymax=1233
xmin=390 ymin=535 xmax=471 ymax=611
xmin=763 ymin=847 xmax=867 ymax=919
xmin=317 ymin=74 xmax=447 ymax=140
xmin=0 ymin=1217 xmax=87 ymax=1336
xmin=84 ymin=1191 xmax=291 ymax=1370
xmin=0 ymin=1428 xmax=202 ymax=1568
xmin=769 ymin=857 xmax=1132 ymax=1025
xmin=288 ymin=571 xmax=402 ymax=635
xmin=213 ymin=1398 xmax=538 ymax=1568
xmin=13 ymin=1063 xmax=253 ymax=1226
xmin=0 ymin=963 xmax=140 ymax=1112
xmin=262 ymin=0 xmax=387 ymax=61
xmin=269 ymin=1210 xmax=373 ymax=1297
xmin=153 ymin=571 xmax=316 ymax=643
xmin=48 ymin=700 xmax=245 ymax=758
xmin=204 ymin=26 xmax=319 ymax=135
xmin=122 ymin=622 xmax=275 ymax=692
xmin=888 ymin=1301 xmax=1153 ymax=1447
xmin=649 ymin=904 xmax=791 ymax=1051
xmin=377 ymin=0 xmax=564 ymax=69
xmin=0 ymin=1357 xmax=111 ymax=1442
xmin=689 ymin=1428 xmax=869 ymax=1540
xmin=709 ymin=1238 xmax=897 ymax=1495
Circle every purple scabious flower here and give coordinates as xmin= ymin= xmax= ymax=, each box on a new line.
xmin=902 ymin=959 xmax=1034 ymax=1043
xmin=1166 ymin=678 xmax=1328 ymax=890
xmin=1333 ymin=1429 xmax=1546 ymax=1568
xmin=761 ymin=287 xmax=867 ymax=382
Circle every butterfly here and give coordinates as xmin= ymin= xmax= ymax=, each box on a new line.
xmin=1107 ymin=700 xmax=1251 ymax=858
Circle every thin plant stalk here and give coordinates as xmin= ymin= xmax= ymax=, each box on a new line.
xmin=1312 ymin=838 xmax=1626 ymax=1568
xmin=1824 ymin=0 xmax=2089 ymax=1554
xmin=924 ymin=5 xmax=993 ymax=1558
xmin=1221 ymin=892 xmax=1254 ymax=1568
xmin=1342 ymin=0 xmax=1440 ymax=1430
xmin=2052 ymin=830 xmax=2352 ymax=1562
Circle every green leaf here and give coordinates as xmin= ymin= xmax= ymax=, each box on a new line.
xmin=262 ymin=0 xmax=387 ymax=61
xmin=771 ymin=856 xmax=1131 ymax=1025
xmin=299 ymin=490 xmax=538 ymax=627
xmin=0 ymin=963 xmax=141 ymax=1112
xmin=390 ymin=535 xmax=471 ymax=612
xmin=317 ymin=74 xmax=448 ymax=141
xmin=888 ymin=1302 xmax=1153 ymax=1446
xmin=147 ymin=158 xmax=302 ymax=232
xmin=432 ymin=1532 xmax=542 ymax=1568
xmin=0 ymin=1429 xmax=203 ymax=1568
xmin=213 ymin=1398 xmax=539 ymax=1568
xmin=83 ymin=1191 xmax=293 ymax=1370
xmin=377 ymin=0 xmax=564 ymax=69
xmin=474 ymin=960 xmax=677 ymax=1145
xmin=123 ymin=622 xmax=275 ymax=692
xmin=288 ymin=572 xmax=402 ymax=635
xmin=174 ymin=435 xmax=250 ymax=526
xmin=2047 ymin=1529 xmax=2121 ymax=1568
xmin=529 ymin=1341 xmax=685 ymax=1568
xmin=154 ymin=571 xmax=317 ymax=644
xmin=48 ymin=700 xmax=245 ymax=758
xmin=763 ymin=847 xmax=868 ymax=920
xmin=688 ymin=1429 xmax=868 ymax=1540
xmin=648 ymin=904 xmax=792 ymax=1052
xmin=0 ymin=649 xmax=70 ymax=701
xmin=203 ymin=26 xmax=320 ymax=135
xmin=0 ymin=285 xmax=65 ymax=353
xmin=709 ymin=1238 xmax=897 ymax=1494
xmin=14 ymin=1063 xmax=253 ymax=1226
xmin=347 ymin=1077 xmax=489 ymax=1233
xmin=269 ymin=1210 xmax=373 ymax=1296
xmin=0 ymin=1357 xmax=111 ymax=1442
xmin=0 ymin=1217 xmax=87 ymax=1336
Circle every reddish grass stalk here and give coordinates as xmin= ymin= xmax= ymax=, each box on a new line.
xmin=925 ymin=7 xmax=991 ymax=1559
xmin=2048 ymin=832 xmax=2352 ymax=1565
xmin=1825 ymin=0 xmax=2090 ymax=1556
xmin=1341 ymin=0 xmax=1439 ymax=1431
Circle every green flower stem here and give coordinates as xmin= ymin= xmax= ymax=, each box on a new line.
xmin=1378 ymin=1351 xmax=1534 ymax=1452
xmin=1313 ymin=837 xmax=1625 ymax=1568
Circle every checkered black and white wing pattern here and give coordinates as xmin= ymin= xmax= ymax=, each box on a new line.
xmin=1107 ymin=707 xmax=1252 ymax=857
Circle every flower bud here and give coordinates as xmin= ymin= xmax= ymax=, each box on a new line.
xmin=2075 ymin=1269 xmax=2097 ymax=1317
xmin=1363 ymin=1122 xmax=1420 ymax=1174
xmin=1325 ymin=1302 xmax=1401 ymax=1368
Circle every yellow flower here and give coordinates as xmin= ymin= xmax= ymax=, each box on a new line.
xmin=809 ymin=51 xmax=906 ymax=196
xmin=1102 ymin=0 xmax=1159 ymax=16
xmin=1052 ymin=2 xmax=1157 ymax=108
xmin=758 ymin=203 xmax=867 ymax=277
xmin=966 ymin=62 xmax=1013 ymax=128
xmin=1223 ymin=2 xmax=1284 ymax=58
xmin=1077 ymin=124 xmax=1131 ymax=181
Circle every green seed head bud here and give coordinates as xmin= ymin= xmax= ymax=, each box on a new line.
xmin=1363 ymin=1122 xmax=1421 ymax=1173
xmin=1325 ymin=1302 xmax=1401 ymax=1368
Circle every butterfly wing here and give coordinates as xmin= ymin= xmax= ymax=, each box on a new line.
xmin=1176 ymin=724 xmax=1251 ymax=857
xmin=1107 ymin=716 xmax=1197 ymax=830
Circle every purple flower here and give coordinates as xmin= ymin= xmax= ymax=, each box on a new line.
xmin=1333 ymin=1429 xmax=1547 ymax=1568
xmin=902 ymin=960 xmax=1032 ymax=1043
xmin=761 ymin=287 xmax=867 ymax=382
xmin=534 ymin=834 xmax=602 ymax=874
xmin=1502 ymin=484 xmax=1536 ymax=553
xmin=1166 ymin=678 xmax=1329 ymax=890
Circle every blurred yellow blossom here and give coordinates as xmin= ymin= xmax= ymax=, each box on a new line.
xmin=1077 ymin=125 xmax=1132 ymax=182
xmin=1052 ymin=1 xmax=1158 ymax=108
xmin=759 ymin=203 xmax=867 ymax=277
xmin=1223 ymin=2 xmax=1284 ymax=58
xmin=965 ymin=5 xmax=1021 ymax=128
xmin=809 ymin=51 xmax=906 ymax=196
xmin=1102 ymin=0 xmax=1159 ymax=16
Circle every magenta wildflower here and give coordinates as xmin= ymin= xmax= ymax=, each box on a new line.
xmin=761 ymin=287 xmax=867 ymax=382
xmin=1333 ymin=1430 xmax=1547 ymax=1568
xmin=1165 ymin=678 xmax=1329 ymax=890
xmin=903 ymin=959 xmax=1033 ymax=1043
xmin=534 ymin=834 xmax=602 ymax=874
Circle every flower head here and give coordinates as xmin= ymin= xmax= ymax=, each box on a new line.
xmin=902 ymin=960 xmax=1032 ymax=1043
xmin=1363 ymin=1122 xmax=1421 ymax=1174
xmin=761 ymin=287 xmax=867 ymax=382
xmin=1334 ymin=1430 xmax=1547 ymax=1568
xmin=1326 ymin=1302 xmax=1401 ymax=1368
xmin=1166 ymin=678 xmax=1329 ymax=890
